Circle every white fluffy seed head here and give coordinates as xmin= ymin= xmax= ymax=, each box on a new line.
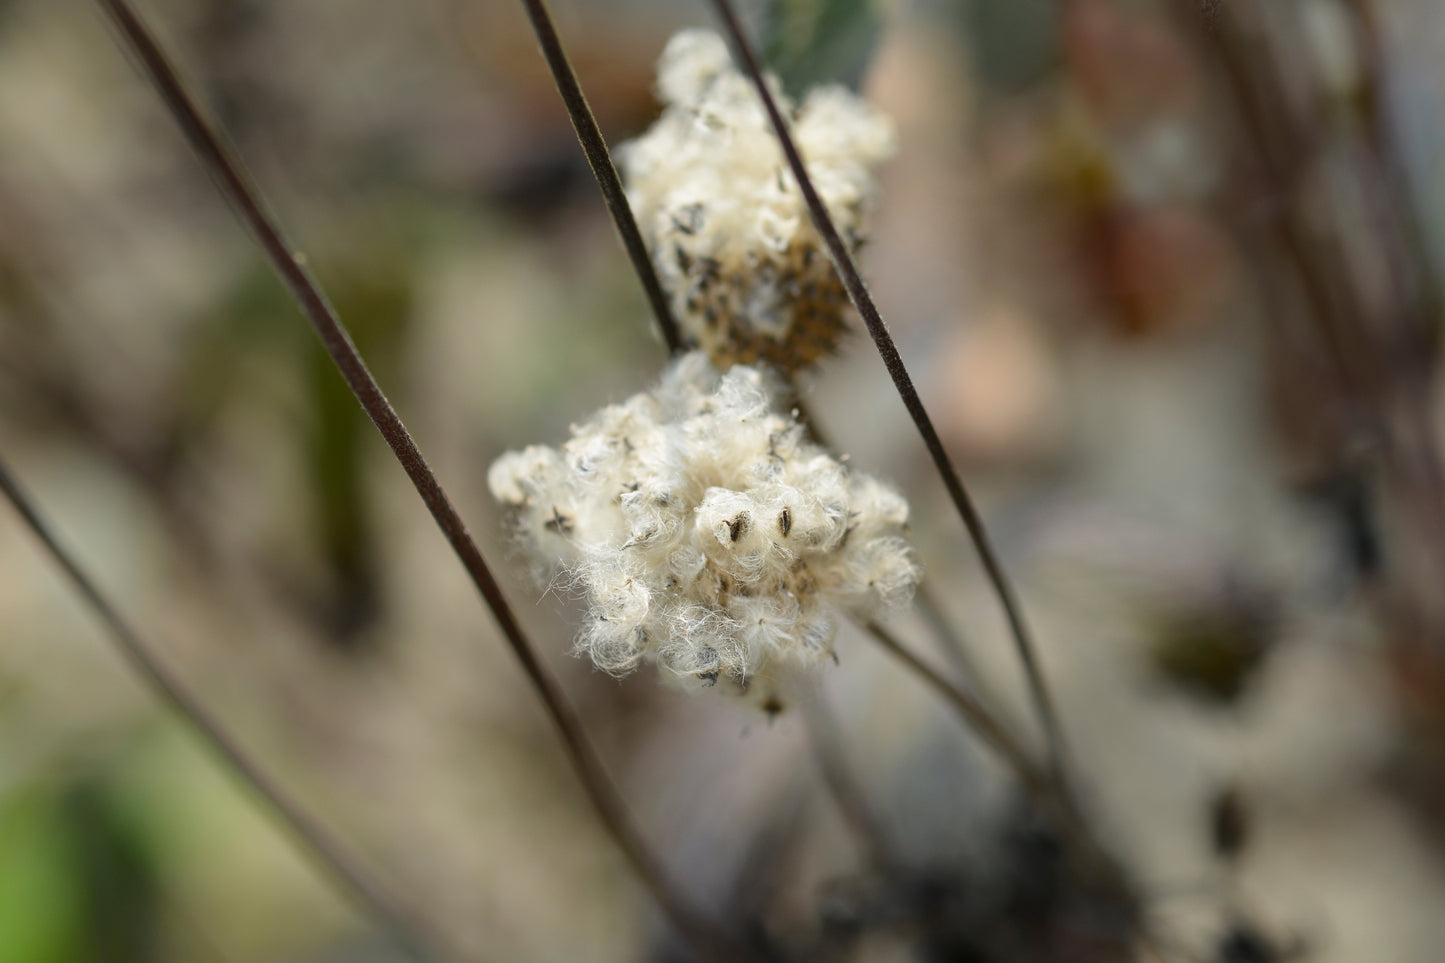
xmin=618 ymin=29 xmax=896 ymax=373
xmin=488 ymin=351 xmax=920 ymax=710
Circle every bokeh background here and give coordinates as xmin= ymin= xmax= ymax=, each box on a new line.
xmin=3 ymin=0 xmax=1445 ymax=960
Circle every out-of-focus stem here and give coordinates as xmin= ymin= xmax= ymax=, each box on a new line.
xmin=92 ymin=1 xmax=739 ymax=957
xmin=0 ymin=454 xmax=449 ymax=963
xmin=517 ymin=0 xmax=686 ymax=356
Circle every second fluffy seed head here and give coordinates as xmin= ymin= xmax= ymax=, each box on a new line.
xmin=617 ymin=30 xmax=896 ymax=372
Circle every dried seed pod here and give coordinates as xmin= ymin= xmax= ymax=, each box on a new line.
xmin=618 ymin=30 xmax=895 ymax=371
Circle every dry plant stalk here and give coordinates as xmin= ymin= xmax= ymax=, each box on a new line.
xmin=91 ymin=0 xmax=741 ymax=959
xmin=0 ymin=455 xmax=447 ymax=962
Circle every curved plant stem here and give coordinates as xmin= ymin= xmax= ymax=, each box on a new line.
xmin=863 ymin=620 xmax=1113 ymax=883
xmin=862 ymin=621 xmax=1045 ymax=798
xmin=92 ymin=1 xmax=736 ymax=958
xmin=707 ymin=0 xmax=1073 ymax=803
xmin=0 ymin=454 xmax=448 ymax=963
xmin=914 ymin=581 xmax=987 ymax=687
xmin=517 ymin=0 xmax=686 ymax=356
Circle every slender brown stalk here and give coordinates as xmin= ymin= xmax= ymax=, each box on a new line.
xmin=91 ymin=1 xmax=735 ymax=957
xmin=517 ymin=0 xmax=685 ymax=356
xmin=0 ymin=454 xmax=447 ymax=963
xmin=707 ymin=0 xmax=1072 ymax=798
xmin=864 ymin=620 xmax=1119 ymax=889
xmin=914 ymin=581 xmax=987 ymax=687
xmin=862 ymin=621 xmax=1045 ymax=797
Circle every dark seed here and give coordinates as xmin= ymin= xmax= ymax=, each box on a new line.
xmin=544 ymin=507 xmax=574 ymax=535
xmin=728 ymin=512 xmax=750 ymax=542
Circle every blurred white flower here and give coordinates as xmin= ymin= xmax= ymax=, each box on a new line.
xmin=617 ymin=29 xmax=895 ymax=372
xmin=489 ymin=352 xmax=919 ymax=709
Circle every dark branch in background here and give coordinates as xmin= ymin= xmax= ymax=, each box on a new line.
xmin=91 ymin=1 xmax=736 ymax=958
xmin=1345 ymin=0 xmax=1445 ymax=332
xmin=706 ymin=0 xmax=1075 ymax=803
xmin=1169 ymin=0 xmax=1445 ymax=626
xmin=0 ymin=455 xmax=446 ymax=963
xmin=517 ymin=0 xmax=685 ymax=355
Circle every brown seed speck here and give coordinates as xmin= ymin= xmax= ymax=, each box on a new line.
xmin=728 ymin=513 xmax=750 ymax=542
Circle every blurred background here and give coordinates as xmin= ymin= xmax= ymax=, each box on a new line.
xmin=2 ymin=0 xmax=1445 ymax=960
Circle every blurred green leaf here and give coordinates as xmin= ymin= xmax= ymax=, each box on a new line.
xmin=0 ymin=770 xmax=165 ymax=963
xmin=0 ymin=789 xmax=81 ymax=963
xmin=763 ymin=0 xmax=883 ymax=94
xmin=302 ymin=240 xmax=414 ymax=646
xmin=59 ymin=778 xmax=162 ymax=963
xmin=198 ymin=223 xmax=418 ymax=648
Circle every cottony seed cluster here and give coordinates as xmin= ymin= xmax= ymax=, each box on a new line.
xmin=617 ymin=30 xmax=895 ymax=371
xmin=488 ymin=353 xmax=919 ymax=709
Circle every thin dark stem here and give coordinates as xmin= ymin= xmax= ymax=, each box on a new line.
xmin=92 ymin=1 xmax=733 ymax=957
xmin=517 ymin=0 xmax=685 ymax=356
xmin=914 ymin=581 xmax=986 ymax=688
xmin=862 ymin=621 xmax=1044 ymax=797
xmin=0 ymin=454 xmax=446 ymax=963
xmin=707 ymin=0 xmax=1072 ymax=799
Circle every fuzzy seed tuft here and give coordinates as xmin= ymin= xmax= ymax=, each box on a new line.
xmin=617 ymin=30 xmax=895 ymax=372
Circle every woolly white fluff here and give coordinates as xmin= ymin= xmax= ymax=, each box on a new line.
xmin=616 ymin=30 xmax=896 ymax=370
xmin=489 ymin=352 xmax=919 ymax=708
